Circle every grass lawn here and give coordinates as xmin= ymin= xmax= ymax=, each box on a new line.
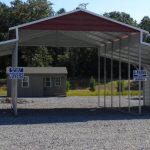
xmin=67 ymin=80 xmax=141 ymax=96
xmin=67 ymin=89 xmax=140 ymax=96
xmin=0 ymin=80 xmax=141 ymax=97
xmin=0 ymin=87 xmax=7 ymax=96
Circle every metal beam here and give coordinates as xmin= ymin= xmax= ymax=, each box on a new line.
xmin=119 ymin=39 xmax=122 ymax=109
xmin=11 ymin=28 xmax=18 ymax=116
xmin=104 ymin=44 xmax=107 ymax=107
xmin=138 ymin=33 xmax=142 ymax=115
xmin=98 ymin=47 xmax=101 ymax=107
xmin=105 ymin=51 xmax=150 ymax=65
xmin=111 ymin=42 xmax=114 ymax=108
xmin=128 ymin=35 xmax=131 ymax=112
xmin=100 ymin=52 xmax=150 ymax=66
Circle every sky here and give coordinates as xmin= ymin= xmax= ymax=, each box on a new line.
xmin=1 ymin=0 xmax=150 ymax=23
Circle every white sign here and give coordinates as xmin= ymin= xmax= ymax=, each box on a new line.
xmin=8 ymin=67 xmax=24 ymax=79
xmin=133 ymin=70 xmax=147 ymax=81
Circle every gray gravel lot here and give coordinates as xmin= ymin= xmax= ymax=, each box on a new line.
xmin=0 ymin=96 xmax=150 ymax=150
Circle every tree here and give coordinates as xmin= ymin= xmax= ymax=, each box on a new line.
xmin=76 ymin=3 xmax=89 ymax=9
xmin=26 ymin=0 xmax=53 ymax=21
xmin=139 ymin=16 xmax=150 ymax=42
xmin=139 ymin=16 xmax=150 ymax=31
xmin=9 ymin=0 xmax=53 ymax=26
xmin=56 ymin=8 xmax=66 ymax=15
xmin=31 ymin=47 xmax=53 ymax=67
xmin=0 ymin=2 xmax=10 ymax=40
xmin=103 ymin=11 xmax=137 ymax=26
xmin=9 ymin=0 xmax=28 ymax=26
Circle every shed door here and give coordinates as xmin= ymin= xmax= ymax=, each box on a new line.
xmin=43 ymin=77 xmax=51 ymax=97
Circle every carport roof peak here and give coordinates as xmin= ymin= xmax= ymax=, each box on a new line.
xmin=9 ymin=9 xmax=148 ymax=33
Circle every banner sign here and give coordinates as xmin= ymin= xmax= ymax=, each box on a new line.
xmin=133 ymin=70 xmax=147 ymax=81
xmin=8 ymin=67 xmax=24 ymax=79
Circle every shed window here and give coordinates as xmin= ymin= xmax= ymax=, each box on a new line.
xmin=55 ymin=77 xmax=61 ymax=86
xmin=22 ymin=76 xmax=29 ymax=88
xmin=44 ymin=77 xmax=51 ymax=87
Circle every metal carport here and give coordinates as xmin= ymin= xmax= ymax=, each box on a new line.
xmin=0 ymin=9 xmax=150 ymax=115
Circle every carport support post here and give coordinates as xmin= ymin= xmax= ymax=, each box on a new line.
xmin=11 ymin=29 xmax=19 ymax=116
xmin=111 ymin=42 xmax=114 ymax=108
xmin=104 ymin=45 xmax=107 ymax=107
xmin=98 ymin=47 xmax=101 ymax=107
xmin=138 ymin=34 xmax=142 ymax=115
xmin=119 ymin=39 xmax=122 ymax=109
xmin=128 ymin=35 xmax=131 ymax=112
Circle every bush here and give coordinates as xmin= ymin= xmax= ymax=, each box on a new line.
xmin=0 ymin=79 xmax=6 ymax=86
xmin=89 ymin=76 xmax=96 ymax=91
xmin=130 ymin=81 xmax=143 ymax=90
xmin=66 ymin=81 xmax=71 ymax=91
xmin=117 ymin=80 xmax=125 ymax=92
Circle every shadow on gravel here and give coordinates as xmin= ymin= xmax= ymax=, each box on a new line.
xmin=0 ymin=107 xmax=150 ymax=125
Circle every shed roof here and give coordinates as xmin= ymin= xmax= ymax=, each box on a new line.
xmin=6 ymin=67 xmax=68 ymax=74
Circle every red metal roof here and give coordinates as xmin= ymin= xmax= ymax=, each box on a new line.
xmin=21 ymin=11 xmax=139 ymax=32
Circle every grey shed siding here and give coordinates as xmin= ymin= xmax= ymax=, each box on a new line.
xmin=7 ymin=73 xmax=67 ymax=97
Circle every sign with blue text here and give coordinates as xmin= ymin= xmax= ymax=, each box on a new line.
xmin=8 ymin=67 xmax=24 ymax=79
xmin=133 ymin=70 xmax=147 ymax=81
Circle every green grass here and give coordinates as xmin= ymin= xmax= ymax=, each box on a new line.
xmin=67 ymin=89 xmax=141 ymax=96
xmin=0 ymin=80 xmax=141 ymax=97
xmin=0 ymin=87 xmax=7 ymax=96
xmin=67 ymin=80 xmax=142 ymax=96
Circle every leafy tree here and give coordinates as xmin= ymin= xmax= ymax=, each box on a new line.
xmin=139 ymin=16 xmax=150 ymax=42
xmin=31 ymin=47 xmax=53 ymax=67
xmin=139 ymin=16 xmax=150 ymax=31
xmin=103 ymin=11 xmax=137 ymax=26
xmin=9 ymin=0 xmax=53 ymax=26
xmin=76 ymin=3 xmax=89 ymax=9
xmin=56 ymin=8 xmax=66 ymax=15
xmin=0 ymin=2 xmax=10 ymax=40
xmin=9 ymin=0 xmax=28 ymax=26
xmin=26 ymin=0 xmax=53 ymax=21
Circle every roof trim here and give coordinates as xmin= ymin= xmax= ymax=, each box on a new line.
xmin=9 ymin=9 xmax=80 ymax=30
xmin=9 ymin=9 xmax=149 ymax=34
xmin=82 ymin=9 xmax=148 ymax=34
xmin=0 ymin=39 xmax=17 ymax=45
xmin=141 ymin=41 xmax=150 ymax=47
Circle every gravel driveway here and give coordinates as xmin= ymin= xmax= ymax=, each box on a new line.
xmin=0 ymin=96 xmax=149 ymax=150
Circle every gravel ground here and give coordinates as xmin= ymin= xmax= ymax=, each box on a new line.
xmin=0 ymin=96 xmax=150 ymax=150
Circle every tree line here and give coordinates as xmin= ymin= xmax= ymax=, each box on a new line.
xmin=0 ymin=0 xmax=150 ymax=79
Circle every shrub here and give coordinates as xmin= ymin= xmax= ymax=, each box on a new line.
xmin=66 ymin=81 xmax=71 ymax=91
xmin=130 ymin=81 xmax=143 ymax=90
xmin=0 ymin=79 xmax=6 ymax=86
xmin=117 ymin=80 xmax=125 ymax=92
xmin=89 ymin=76 xmax=96 ymax=91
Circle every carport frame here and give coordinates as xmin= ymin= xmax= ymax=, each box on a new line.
xmin=0 ymin=9 xmax=150 ymax=115
xmin=97 ymin=33 xmax=147 ymax=115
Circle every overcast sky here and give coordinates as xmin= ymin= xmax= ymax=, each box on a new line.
xmin=1 ymin=0 xmax=150 ymax=23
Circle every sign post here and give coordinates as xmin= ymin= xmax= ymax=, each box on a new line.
xmin=133 ymin=70 xmax=147 ymax=115
xmin=8 ymin=67 xmax=24 ymax=116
